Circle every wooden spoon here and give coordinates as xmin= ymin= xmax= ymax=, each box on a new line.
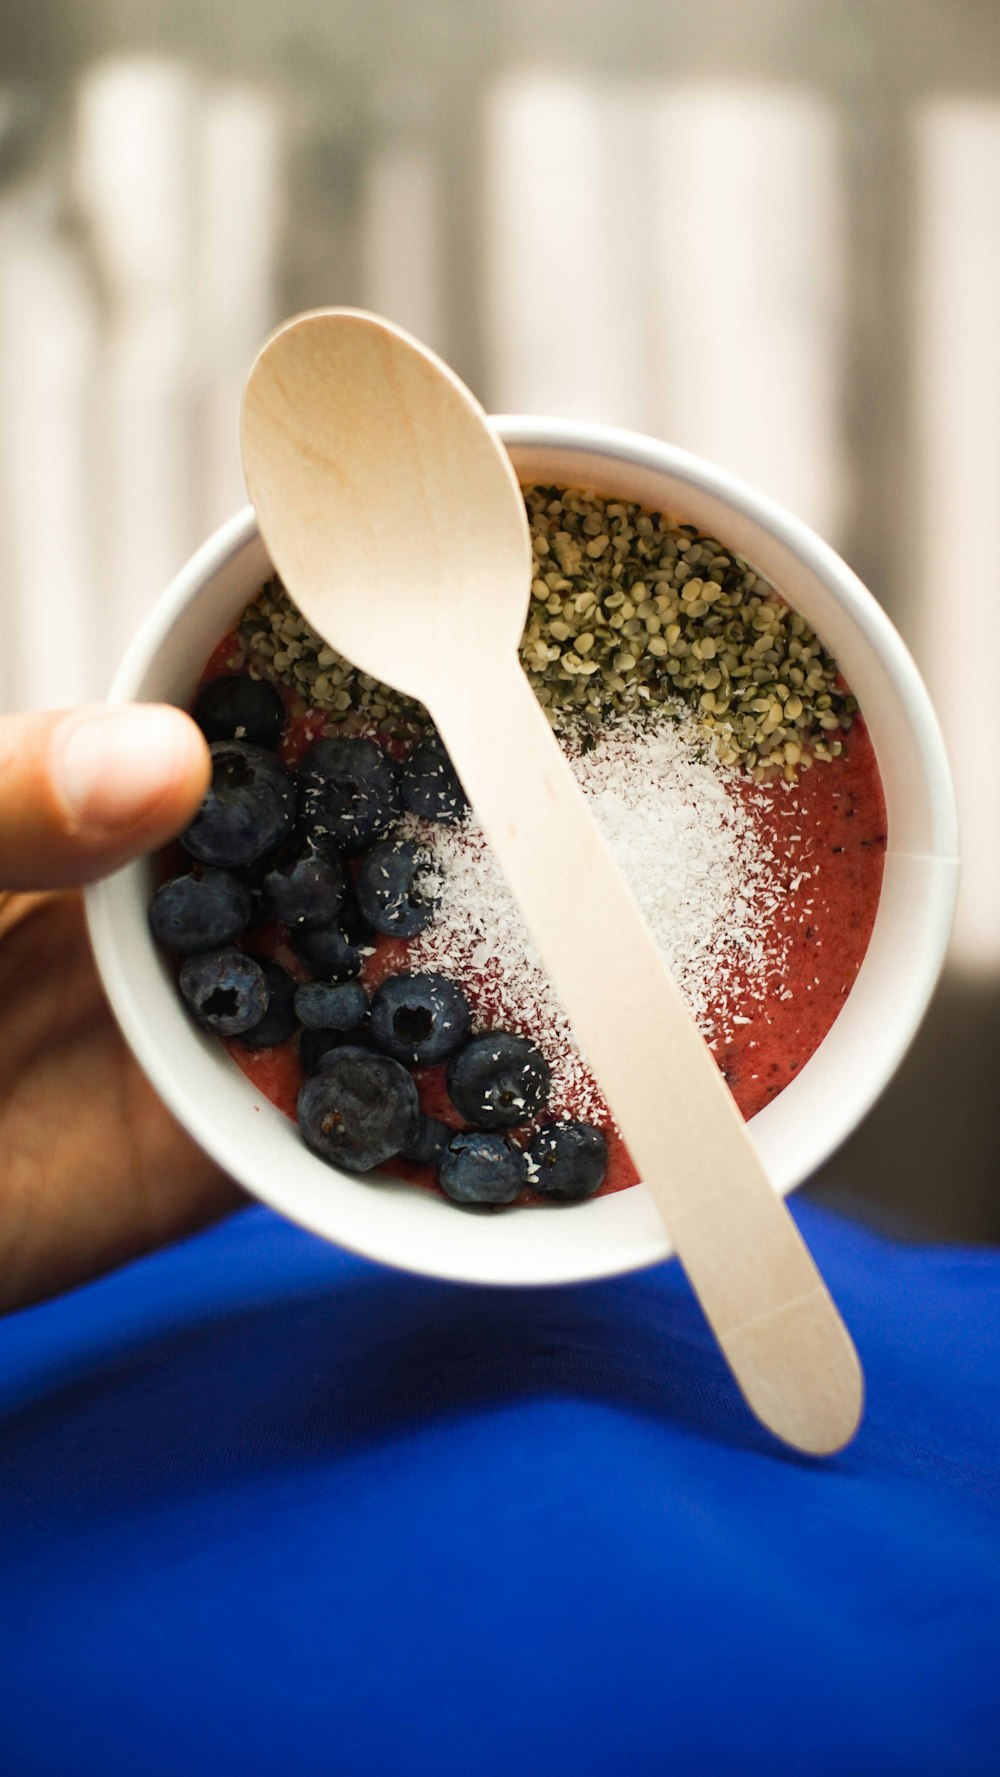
xmin=241 ymin=308 xmax=864 ymax=1456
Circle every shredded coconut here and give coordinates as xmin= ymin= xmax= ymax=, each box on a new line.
xmin=402 ymin=712 xmax=790 ymax=1123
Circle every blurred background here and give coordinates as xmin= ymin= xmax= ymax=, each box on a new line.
xmin=0 ymin=0 xmax=995 ymax=1239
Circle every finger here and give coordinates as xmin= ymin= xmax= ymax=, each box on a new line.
xmin=0 ymin=704 xmax=211 ymax=890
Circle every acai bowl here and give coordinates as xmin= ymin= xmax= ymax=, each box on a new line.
xmin=85 ymin=417 xmax=959 ymax=1287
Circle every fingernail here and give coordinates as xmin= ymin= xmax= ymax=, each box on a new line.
xmin=56 ymin=705 xmax=194 ymax=831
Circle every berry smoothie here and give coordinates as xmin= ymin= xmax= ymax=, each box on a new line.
xmin=151 ymin=487 xmax=886 ymax=1209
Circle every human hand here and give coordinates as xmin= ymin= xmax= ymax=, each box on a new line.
xmin=0 ymin=704 xmax=243 ymax=1313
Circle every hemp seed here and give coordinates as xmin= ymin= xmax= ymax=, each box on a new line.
xmin=236 ymin=482 xmax=856 ymax=777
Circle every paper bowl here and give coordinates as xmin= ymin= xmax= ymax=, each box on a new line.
xmin=84 ymin=416 xmax=959 ymax=1287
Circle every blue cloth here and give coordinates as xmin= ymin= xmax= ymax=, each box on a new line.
xmin=0 ymin=1199 xmax=997 ymax=1777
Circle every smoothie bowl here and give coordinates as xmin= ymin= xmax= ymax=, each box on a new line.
xmin=84 ymin=417 xmax=958 ymax=1287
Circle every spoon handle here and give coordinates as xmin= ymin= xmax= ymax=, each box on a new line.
xmin=432 ymin=659 xmax=863 ymax=1455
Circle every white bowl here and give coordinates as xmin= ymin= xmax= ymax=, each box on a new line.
xmin=85 ymin=417 xmax=959 ymax=1287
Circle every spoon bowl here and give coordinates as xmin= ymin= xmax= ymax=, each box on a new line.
xmin=241 ymin=310 xmax=532 ymax=701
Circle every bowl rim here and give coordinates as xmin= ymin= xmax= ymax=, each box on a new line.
xmin=85 ymin=414 xmax=958 ymax=1286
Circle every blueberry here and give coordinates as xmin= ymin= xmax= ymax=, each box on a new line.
xmin=299 ymin=1028 xmax=365 ymax=1074
xmin=447 ymin=1032 xmax=551 ymax=1129
xmin=337 ymin=888 xmax=373 ymax=947
xmin=292 ymin=887 xmax=374 ymax=981
xmin=178 ymin=947 xmax=269 ymax=1035
xmin=400 ymin=1114 xmax=451 ymax=1167
xmin=355 ymin=839 xmax=438 ymax=937
xmin=370 ymin=972 xmax=470 ymax=1067
xmin=182 ymin=741 xmax=296 ymax=868
xmin=528 ymin=1121 xmax=608 ymax=1201
xmin=193 ymin=674 xmax=286 ymax=749
xmin=234 ymin=856 xmax=268 ymax=919
xmin=297 ymin=1046 xmax=419 ymax=1172
xmin=437 ymin=1132 xmax=527 ymax=1205
xmin=297 ymin=736 xmax=401 ymax=857
xmin=260 ymin=842 xmax=346 ymax=930
xmin=149 ymin=866 xmax=251 ymax=954
xmin=400 ymin=734 xmax=468 ymax=824
xmin=294 ymin=980 xmax=368 ymax=1032
xmin=236 ymin=961 xmax=299 ymax=1050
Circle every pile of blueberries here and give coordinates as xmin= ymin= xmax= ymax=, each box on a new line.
xmin=149 ymin=672 xmax=608 ymax=1207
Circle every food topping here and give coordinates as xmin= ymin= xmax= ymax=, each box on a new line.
xmin=369 ymin=972 xmax=472 ymax=1068
xmin=297 ymin=1047 xmax=420 ymax=1173
xmin=178 ymin=947 xmax=271 ymax=1036
xmin=438 ymin=1131 xmax=528 ymax=1206
xmin=527 ymin=1121 xmax=609 ymax=1202
xmin=446 ymin=1032 xmax=552 ymax=1131
xmin=182 ymin=741 xmax=296 ymax=869
xmin=240 ymin=486 xmax=856 ymax=778
xmin=355 ymin=838 xmax=438 ymax=938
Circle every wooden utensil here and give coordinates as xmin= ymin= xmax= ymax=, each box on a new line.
xmin=240 ymin=308 xmax=864 ymax=1455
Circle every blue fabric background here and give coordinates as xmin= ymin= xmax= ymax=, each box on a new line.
xmin=1 ymin=1198 xmax=997 ymax=1776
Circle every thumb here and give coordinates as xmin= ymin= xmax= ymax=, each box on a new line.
xmin=0 ymin=704 xmax=211 ymax=890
